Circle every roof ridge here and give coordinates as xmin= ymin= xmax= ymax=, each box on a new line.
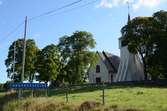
xmin=102 ymin=51 xmax=117 ymax=73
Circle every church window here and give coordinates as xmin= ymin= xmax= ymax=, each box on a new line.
xmin=96 ymin=65 xmax=100 ymax=73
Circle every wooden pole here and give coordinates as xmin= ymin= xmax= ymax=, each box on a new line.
xmin=102 ymin=82 xmax=105 ymax=105
xmin=45 ymin=88 xmax=48 ymax=97
xmin=21 ymin=16 xmax=28 ymax=82
xmin=19 ymin=16 xmax=28 ymax=99
xmin=13 ymin=41 xmax=16 ymax=75
xmin=65 ymin=85 xmax=68 ymax=103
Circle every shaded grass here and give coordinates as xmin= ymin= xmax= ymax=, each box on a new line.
xmin=0 ymin=91 xmax=18 ymax=111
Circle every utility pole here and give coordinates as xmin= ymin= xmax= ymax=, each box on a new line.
xmin=13 ymin=41 xmax=16 ymax=75
xmin=18 ymin=16 xmax=27 ymax=99
xmin=21 ymin=16 xmax=28 ymax=82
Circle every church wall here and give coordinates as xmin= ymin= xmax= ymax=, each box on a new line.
xmin=88 ymin=58 xmax=110 ymax=83
xmin=115 ymin=39 xmax=145 ymax=82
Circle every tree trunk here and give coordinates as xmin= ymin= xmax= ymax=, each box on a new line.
xmin=138 ymin=49 xmax=148 ymax=80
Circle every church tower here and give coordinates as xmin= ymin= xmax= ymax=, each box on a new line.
xmin=114 ymin=3 xmax=144 ymax=82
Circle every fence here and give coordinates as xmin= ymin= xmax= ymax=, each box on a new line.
xmin=48 ymin=83 xmax=106 ymax=105
xmin=11 ymin=80 xmax=167 ymax=105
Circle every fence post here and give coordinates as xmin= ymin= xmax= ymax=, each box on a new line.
xmin=31 ymin=89 xmax=34 ymax=97
xmin=45 ymin=88 xmax=48 ymax=97
xmin=102 ymin=82 xmax=105 ymax=105
xmin=65 ymin=85 xmax=68 ymax=103
xmin=18 ymin=89 xmax=22 ymax=99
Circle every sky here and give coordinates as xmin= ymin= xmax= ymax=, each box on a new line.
xmin=0 ymin=0 xmax=167 ymax=83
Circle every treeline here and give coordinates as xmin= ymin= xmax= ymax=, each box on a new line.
xmin=122 ymin=10 xmax=167 ymax=80
xmin=5 ymin=10 xmax=167 ymax=85
xmin=5 ymin=31 xmax=98 ymax=86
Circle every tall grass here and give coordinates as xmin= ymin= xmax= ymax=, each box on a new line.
xmin=3 ymin=97 xmax=142 ymax=111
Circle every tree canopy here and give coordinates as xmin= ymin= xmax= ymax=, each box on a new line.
xmin=36 ymin=44 xmax=61 ymax=83
xmin=5 ymin=39 xmax=39 ymax=82
xmin=58 ymin=31 xmax=98 ymax=84
xmin=6 ymin=31 xmax=98 ymax=84
xmin=121 ymin=10 xmax=167 ymax=80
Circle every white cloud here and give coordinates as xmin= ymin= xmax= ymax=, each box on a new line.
xmin=133 ymin=0 xmax=160 ymax=10
xmin=96 ymin=0 xmax=113 ymax=8
xmin=112 ymin=0 xmax=134 ymax=6
xmin=96 ymin=0 xmax=134 ymax=8
xmin=96 ymin=0 xmax=162 ymax=10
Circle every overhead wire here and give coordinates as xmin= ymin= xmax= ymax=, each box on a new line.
xmin=29 ymin=0 xmax=83 ymax=21
xmin=0 ymin=0 xmax=99 ymax=43
xmin=50 ymin=0 xmax=99 ymax=17
xmin=0 ymin=0 xmax=84 ymax=43
xmin=0 ymin=21 xmax=24 ymax=42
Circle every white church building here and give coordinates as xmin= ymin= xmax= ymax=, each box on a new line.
xmin=88 ymin=14 xmax=145 ymax=83
xmin=114 ymin=36 xmax=144 ymax=82
xmin=88 ymin=51 xmax=120 ymax=83
xmin=114 ymin=13 xmax=145 ymax=82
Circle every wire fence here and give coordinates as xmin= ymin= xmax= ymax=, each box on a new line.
xmin=6 ymin=80 xmax=167 ymax=105
xmin=48 ymin=83 xmax=105 ymax=104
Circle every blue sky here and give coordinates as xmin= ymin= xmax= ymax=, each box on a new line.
xmin=0 ymin=0 xmax=167 ymax=83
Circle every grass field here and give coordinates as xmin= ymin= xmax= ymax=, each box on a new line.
xmin=48 ymin=86 xmax=167 ymax=111
xmin=1 ymin=85 xmax=167 ymax=111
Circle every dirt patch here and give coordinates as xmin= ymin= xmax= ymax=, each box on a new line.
xmin=79 ymin=101 xmax=102 ymax=111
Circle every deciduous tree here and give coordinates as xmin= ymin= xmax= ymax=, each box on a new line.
xmin=121 ymin=10 xmax=167 ymax=80
xmin=58 ymin=31 xmax=98 ymax=84
xmin=5 ymin=39 xmax=39 ymax=82
xmin=36 ymin=44 xmax=61 ymax=83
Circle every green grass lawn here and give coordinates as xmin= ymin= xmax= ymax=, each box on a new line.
xmin=1 ymin=86 xmax=167 ymax=111
xmin=47 ymin=87 xmax=167 ymax=111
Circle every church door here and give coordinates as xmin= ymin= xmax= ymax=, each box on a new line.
xmin=96 ymin=77 xmax=101 ymax=84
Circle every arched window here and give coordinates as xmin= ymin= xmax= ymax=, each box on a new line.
xmin=96 ymin=65 xmax=100 ymax=73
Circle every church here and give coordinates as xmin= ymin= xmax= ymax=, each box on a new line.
xmin=88 ymin=51 xmax=120 ymax=83
xmin=114 ymin=13 xmax=144 ymax=82
xmin=88 ymin=13 xmax=145 ymax=83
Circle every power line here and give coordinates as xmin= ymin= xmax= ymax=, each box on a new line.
xmin=0 ymin=21 xmax=24 ymax=42
xmin=50 ymin=0 xmax=99 ymax=17
xmin=29 ymin=0 xmax=83 ymax=21
xmin=0 ymin=0 xmax=84 ymax=43
xmin=0 ymin=0 xmax=99 ymax=43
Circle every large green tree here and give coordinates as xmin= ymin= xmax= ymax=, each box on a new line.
xmin=58 ymin=31 xmax=98 ymax=84
xmin=121 ymin=17 xmax=155 ymax=80
xmin=36 ymin=44 xmax=61 ymax=83
xmin=5 ymin=39 xmax=39 ymax=82
xmin=148 ymin=10 xmax=167 ymax=79
xmin=122 ymin=10 xmax=167 ymax=80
